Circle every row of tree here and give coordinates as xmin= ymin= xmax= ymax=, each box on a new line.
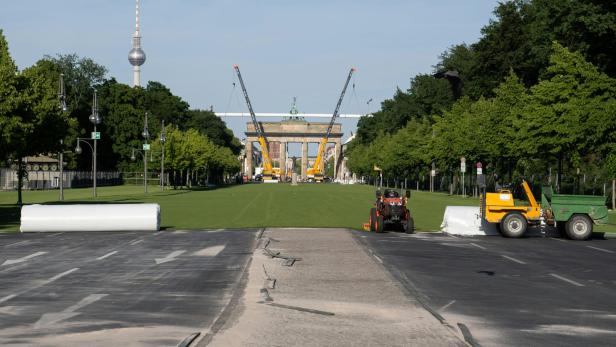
xmin=0 ymin=29 xmax=242 ymax=202
xmin=348 ymin=0 xmax=616 ymax=196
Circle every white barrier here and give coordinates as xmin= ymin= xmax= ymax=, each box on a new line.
xmin=440 ymin=206 xmax=499 ymax=236
xmin=20 ymin=204 xmax=160 ymax=232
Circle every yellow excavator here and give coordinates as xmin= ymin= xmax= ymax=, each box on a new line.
xmin=233 ymin=65 xmax=277 ymax=181
xmin=306 ymin=68 xmax=355 ymax=182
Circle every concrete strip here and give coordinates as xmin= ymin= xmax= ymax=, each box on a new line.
xmin=207 ymin=228 xmax=466 ymax=347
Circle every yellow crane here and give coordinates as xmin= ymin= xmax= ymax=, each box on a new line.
xmin=233 ymin=65 xmax=276 ymax=181
xmin=307 ymin=68 xmax=355 ymax=182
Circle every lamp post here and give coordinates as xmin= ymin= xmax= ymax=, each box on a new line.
xmin=75 ymin=138 xmax=95 ymax=196
xmin=88 ymin=90 xmax=101 ymax=197
xmin=159 ymin=119 xmax=166 ymax=191
xmin=57 ymin=73 xmax=68 ymax=201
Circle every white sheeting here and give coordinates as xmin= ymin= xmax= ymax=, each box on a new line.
xmin=440 ymin=206 xmax=499 ymax=236
xmin=20 ymin=204 xmax=160 ymax=232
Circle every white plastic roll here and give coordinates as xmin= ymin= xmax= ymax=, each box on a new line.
xmin=440 ymin=206 xmax=499 ymax=236
xmin=20 ymin=204 xmax=160 ymax=232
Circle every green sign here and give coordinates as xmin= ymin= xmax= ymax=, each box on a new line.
xmin=91 ymin=132 xmax=101 ymax=140
xmin=143 ymin=143 xmax=151 ymax=151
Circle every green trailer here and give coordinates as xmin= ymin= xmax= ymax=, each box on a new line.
xmin=542 ymin=186 xmax=609 ymax=240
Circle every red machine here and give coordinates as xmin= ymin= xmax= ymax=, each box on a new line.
xmin=369 ymin=189 xmax=414 ymax=233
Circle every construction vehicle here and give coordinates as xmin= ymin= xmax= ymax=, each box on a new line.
xmin=368 ymin=189 xmax=414 ymax=233
xmin=481 ymin=180 xmax=608 ymax=240
xmin=306 ymin=68 xmax=355 ymax=182
xmin=233 ymin=65 xmax=276 ymax=181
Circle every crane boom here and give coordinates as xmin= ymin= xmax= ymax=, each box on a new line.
xmin=308 ymin=68 xmax=355 ymax=181
xmin=233 ymin=65 xmax=273 ymax=178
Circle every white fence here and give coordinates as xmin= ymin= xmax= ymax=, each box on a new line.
xmin=0 ymin=168 xmax=123 ymax=191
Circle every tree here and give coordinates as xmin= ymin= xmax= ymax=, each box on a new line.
xmin=0 ymin=37 xmax=72 ymax=204
xmin=520 ymin=42 xmax=616 ymax=187
xmin=44 ymin=54 xmax=107 ymax=169
xmin=185 ymin=109 xmax=242 ymax=154
xmin=0 ymin=29 xmax=20 ymax=163
xmin=144 ymin=81 xmax=190 ymax=129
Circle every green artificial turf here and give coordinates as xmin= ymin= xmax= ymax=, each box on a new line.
xmin=1 ymin=184 xmax=614 ymax=234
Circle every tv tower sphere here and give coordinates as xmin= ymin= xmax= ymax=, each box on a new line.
xmin=129 ymin=46 xmax=146 ymax=66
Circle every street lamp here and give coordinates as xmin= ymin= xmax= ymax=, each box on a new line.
xmin=75 ymin=138 xmax=95 ymax=196
xmin=87 ymin=89 xmax=101 ymax=197
xmin=159 ymin=119 xmax=166 ymax=191
xmin=57 ymin=73 xmax=68 ymax=201
xmin=140 ymin=112 xmax=150 ymax=193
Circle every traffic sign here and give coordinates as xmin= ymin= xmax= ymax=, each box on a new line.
xmin=143 ymin=143 xmax=151 ymax=151
xmin=91 ymin=132 xmax=100 ymax=140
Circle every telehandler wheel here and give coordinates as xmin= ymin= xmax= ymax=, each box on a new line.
xmin=375 ymin=215 xmax=384 ymax=233
xmin=565 ymin=214 xmax=593 ymax=241
xmin=404 ymin=217 xmax=415 ymax=234
xmin=500 ymin=213 xmax=527 ymax=238
xmin=369 ymin=208 xmax=377 ymax=232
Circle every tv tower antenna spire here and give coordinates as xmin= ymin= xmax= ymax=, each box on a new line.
xmin=128 ymin=0 xmax=146 ymax=87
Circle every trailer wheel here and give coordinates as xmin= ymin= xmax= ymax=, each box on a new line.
xmin=376 ymin=215 xmax=384 ymax=233
xmin=500 ymin=213 xmax=527 ymax=238
xmin=369 ymin=208 xmax=377 ymax=232
xmin=565 ymin=214 xmax=592 ymax=241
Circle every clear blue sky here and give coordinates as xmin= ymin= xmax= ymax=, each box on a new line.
xmin=1 ymin=0 xmax=499 ymax=145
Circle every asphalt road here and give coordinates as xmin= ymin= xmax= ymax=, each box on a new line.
xmin=355 ymin=231 xmax=616 ymax=347
xmin=0 ymin=229 xmax=258 ymax=346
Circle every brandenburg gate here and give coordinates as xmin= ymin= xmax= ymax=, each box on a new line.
xmin=244 ymin=119 xmax=343 ymax=180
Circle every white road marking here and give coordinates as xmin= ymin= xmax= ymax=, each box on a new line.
xmin=129 ymin=239 xmax=144 ymax=246
xmin=2 ymin=251 xmax=47 ymax=266
xmin=0 ymin=268 xmax=80 ymax=305
xmin=372 ymin=254 xmax=383 ymax=264
xmin=0 ymin=294 xmax=17 ymax=304
xmin=95 ymin=251 xmax=118 ymax=260
xmin=34 ymin=293 xmax=108 ymax=328
xmin=439 ymin=300 xmax=456 ymax=312
xmin=127 ymin=238 xmax=140 ymax=244
xmin=155 ymin=250 xmax=186 ymax=264
xmin=206 ymin=229 xmax=225 ymax=233
xmin=192 ymin=245 xmax=226 ymax=257
xmin=45 ymin=268 xmax=80 ymax=283
xmin=470 ymin=242 xmax=486 ymax=250
xmin=550 ymin=273 xmax=585 ymax=287
xmin=550 ymin=237 xmax=567 ymax=242
xmin=46 ymin=232 xmax=65 ymax=237
xmin=153 ymin=231 xmax=164 ymax=236
xmin=5 ymin=240 xmax=30 ymax=247
xmin=501 ymin=255 xmax=527 ymax=265
xmin=586 ymin=246 xmax=614 ymax=254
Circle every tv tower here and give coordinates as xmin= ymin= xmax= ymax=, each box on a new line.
xmin=128 ymin=0 xmax=146 ymax=87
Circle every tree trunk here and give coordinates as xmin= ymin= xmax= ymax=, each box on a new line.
xmin=186 ymin=169 xmax=191 ymax=188
xmin=557 ymin=153 xmax=563 ymax=193
xmin=17 ymin=157 xmax=23 ymax=206
xmin=173 ymin=169 xmax=177 ymax=189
